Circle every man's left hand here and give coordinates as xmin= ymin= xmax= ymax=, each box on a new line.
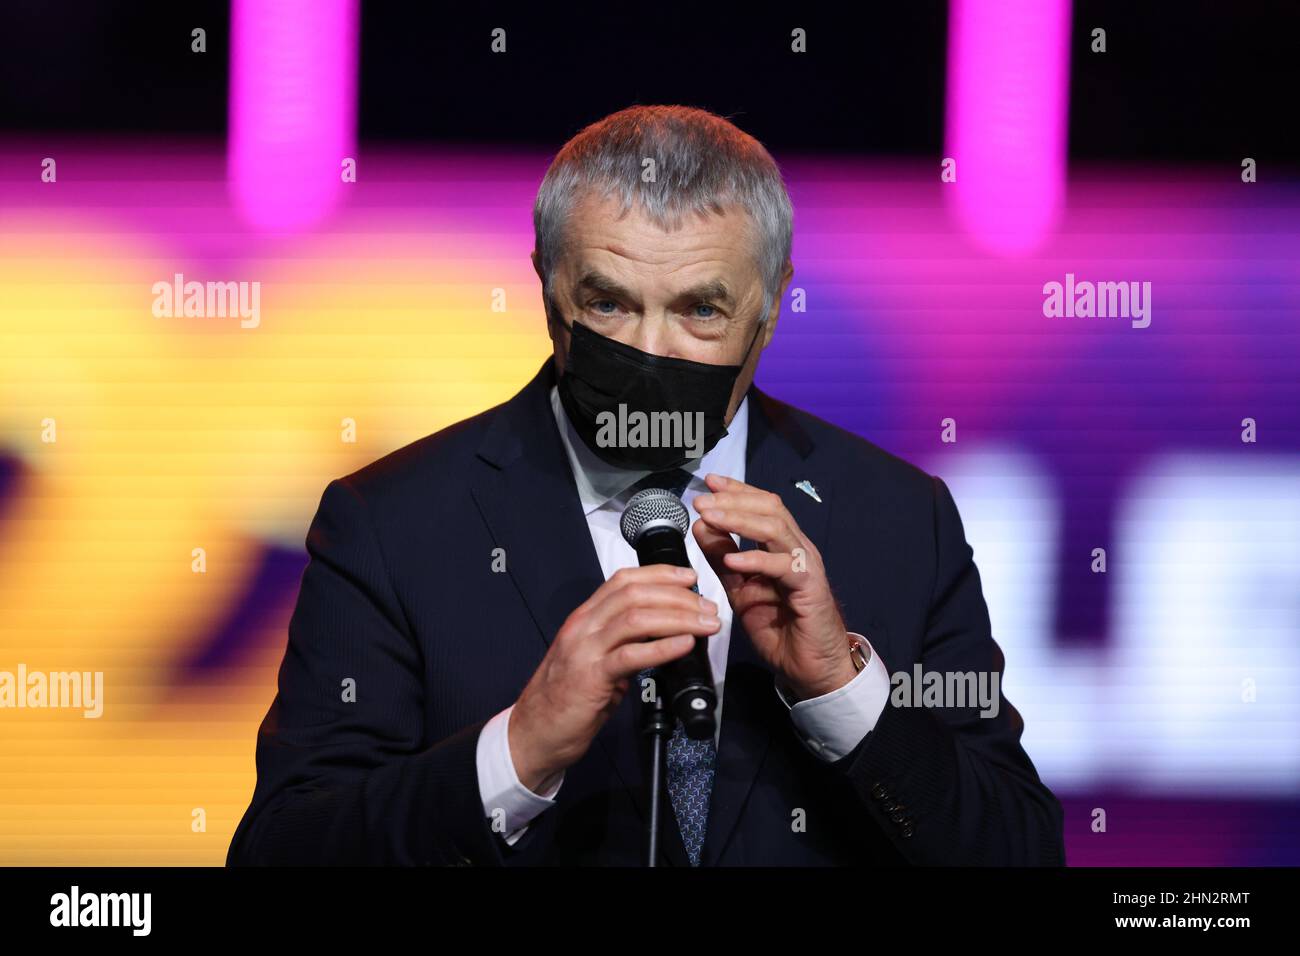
xmin=691 ymin=473 xmax=856 ymax=701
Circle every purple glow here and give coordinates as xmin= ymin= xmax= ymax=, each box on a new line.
xmin=945 ymin=0 xmax=1072 ymax=255
xmin=228 ymin=0 xmax=359 ymax=232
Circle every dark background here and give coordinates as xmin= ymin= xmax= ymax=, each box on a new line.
xmin=1 ymin=0 xmax=1296 ymax=161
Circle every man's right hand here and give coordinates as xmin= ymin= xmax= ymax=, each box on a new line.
xmin=508 ymin=564 xmax=721 ymax=793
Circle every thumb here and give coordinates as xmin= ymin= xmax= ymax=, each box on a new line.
xmin=691 ymin=517 xmax=744 ymax=593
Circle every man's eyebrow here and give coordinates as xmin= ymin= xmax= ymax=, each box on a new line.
xmin=575 ymin=271 xmax=736 ymax=308
xmin=673 ymin=279 xmax=735 ymax=307
xmin=575 ymin=270 xmax=639 ymax=304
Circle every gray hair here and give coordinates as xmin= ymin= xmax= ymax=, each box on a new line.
xmin=533 ymin=104 xmax=794 ymax=326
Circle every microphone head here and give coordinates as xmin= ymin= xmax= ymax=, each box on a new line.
xmin=620 ymin=487 xmax=690 ymax=547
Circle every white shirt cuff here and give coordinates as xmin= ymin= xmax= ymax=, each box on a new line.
xmin=774 ymin=632 xmax=890 ymax=762
xmin=475 ymin=704 xmax=563 ymax=846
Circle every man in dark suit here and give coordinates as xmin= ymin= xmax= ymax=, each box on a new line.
xmin=227 ymin=105 xmax=1065 ymax=866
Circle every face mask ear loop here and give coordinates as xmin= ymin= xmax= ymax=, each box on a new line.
xmin=545 ymin=292 xmax=575 ymax=338
xmin=739 ymin=318 xmax=764 ymax=368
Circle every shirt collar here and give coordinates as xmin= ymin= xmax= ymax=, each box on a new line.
xmin=549 ymin=385 xmax=750 ymax=516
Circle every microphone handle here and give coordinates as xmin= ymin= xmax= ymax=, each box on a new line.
xmin=633 ymin=527 xmax=718 ymax=740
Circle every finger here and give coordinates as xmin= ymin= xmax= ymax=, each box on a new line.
xmin=697 ymin=482 xmax=785 ymax=514
xmin=691 ymin=517 xmax=746 ymax=591
xmin=698 ymin=479 xmax=811 ymax=554
xmin=695 ymin=490 xmax=796 ymax=534
xmin=597 ymin=606 xmax=722 ymax=651
xmin=592 ymin=581 xmax=717 ymax=631
xmin=604 ymin=563 xmax=699 ymax=592
xmin=721 ymin=548 xmax=812 ymax=591
xmin=607 ymin=634 xmax=699 ymax=680
xmin=695 ymin=486 xmax=804 ymax=553
xmin=692 ymin=519 xmax=787 ymax=615
xmin=693 ymin=505 xmax=803 ymax=554
xmin=702 ymin=474 xmax=791 ymax=508
xmin=704 ymin=472 xmax=744 ymax=493
xmin=729 ymin=587 xmax=783 ymax=620
xmin=576 ymin=564 xmax=697 ymax=620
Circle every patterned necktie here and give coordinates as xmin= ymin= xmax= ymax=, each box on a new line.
xmin=631 ymin=468 xmax=718 ymax=867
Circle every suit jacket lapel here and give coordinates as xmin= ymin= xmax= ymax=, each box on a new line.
xmin=470 ymin=361 xmax=606 ymax=655
xmin=699 ymin=384 xmax=832 ymax=866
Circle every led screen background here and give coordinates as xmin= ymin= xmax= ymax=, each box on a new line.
xmin=0 ymin=1 xmax=1297 ymax=864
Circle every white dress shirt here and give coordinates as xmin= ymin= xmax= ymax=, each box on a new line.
xmin=476 ymin=386 xmax=891 ymax=846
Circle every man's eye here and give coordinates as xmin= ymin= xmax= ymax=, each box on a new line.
xmin=590 ymin=300 xmax=621 ymax=315
xmin=690 ymin=303 xmax=718 ymax=319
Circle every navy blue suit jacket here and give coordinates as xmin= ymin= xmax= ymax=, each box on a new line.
xmin=227 ymin=360 xmax=1066 ymax=866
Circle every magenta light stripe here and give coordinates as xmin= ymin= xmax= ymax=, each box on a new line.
xmin=228 ymin=0 xmax=359 ymax=232
xmin=945 ymin=0 xmax=1072 ymax=256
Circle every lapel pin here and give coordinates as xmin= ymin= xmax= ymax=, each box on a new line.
xmin=793 ymin=479 xmax=822 ymax=503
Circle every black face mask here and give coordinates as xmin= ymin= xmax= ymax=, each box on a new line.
xmin=555 ymin=315 xmax=762 ymax=471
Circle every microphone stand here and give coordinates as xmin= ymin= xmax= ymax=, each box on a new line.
xmin=640 ymin=673 xmax=674 ymax=867
xmin=621 ymin=488 xmax=717 ymax=865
